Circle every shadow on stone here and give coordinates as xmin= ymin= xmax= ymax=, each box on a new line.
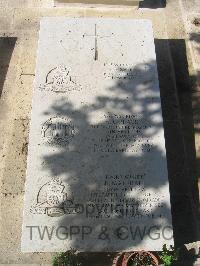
xmin=42 ymin=61 xmax=172 ymax=249
xmin=139 ymin=0 xmax=166 ymax=9
xmin=40 ymin=39 xmax=199 ymax=264
xmin=0 ymin=37 xmax=17 ymax=97
xmin=190 ymin=32 xmax=200 ymax=50
xmin=155 ymin=39 xmax=199 ymax=247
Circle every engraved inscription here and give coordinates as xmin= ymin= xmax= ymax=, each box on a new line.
xmin=91 ymin=114 xmax=153 ymax=153
xmin=30 ymin=177 xmax=68 ymax=217
xmin=39 ymin=65 xmax=83 ymax=93
xmin=41 ymin=116 xmax=76 ymax=146
xmin=103 ymin=63 xmax=136 ymax=80
xmin=31 ymin=175 xmax=163 ymax=220
xmin=87 ymin=174 xmax=164 ymax=219
xmin=103 ymin=63 xmax=155 ymax=86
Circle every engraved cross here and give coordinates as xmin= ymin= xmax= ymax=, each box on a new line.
xmin=83 ymin=24 xmax=111 ymax=61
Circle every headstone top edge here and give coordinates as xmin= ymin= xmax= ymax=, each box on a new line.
xmin=39 ymin=17 xmax=153 ymax=26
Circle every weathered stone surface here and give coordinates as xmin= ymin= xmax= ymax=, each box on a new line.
xmin=21 ymin=18 xmax=173 ymax=252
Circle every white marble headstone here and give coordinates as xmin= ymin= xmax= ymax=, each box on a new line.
xmin=21 ymin=18 xmax=174 ymax=252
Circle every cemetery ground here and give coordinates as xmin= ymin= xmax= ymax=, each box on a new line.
xmin=0 ymin=0 xmax=199 ymax=265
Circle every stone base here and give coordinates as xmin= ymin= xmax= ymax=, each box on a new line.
xmin=54 ymin=0 xmax=141 ymax=7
